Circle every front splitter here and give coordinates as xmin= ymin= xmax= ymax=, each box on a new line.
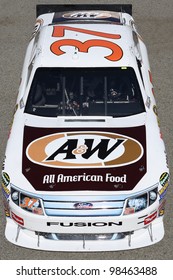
xmin=5 ymin=218 xmax=164 ymax=251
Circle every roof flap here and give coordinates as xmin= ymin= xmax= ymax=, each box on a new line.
xmin=36 ymin=4 xmax=132 ymax=17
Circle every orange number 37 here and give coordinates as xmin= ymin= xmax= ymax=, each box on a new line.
xmin=50 ymin=26 xmax=123 ymax=62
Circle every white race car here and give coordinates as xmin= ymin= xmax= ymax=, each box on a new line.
xmin=1 ymin=4 xmax=169 ymax=251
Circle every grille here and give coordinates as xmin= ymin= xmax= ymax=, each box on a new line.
xmin=42 ymin=195 xmax=125 ymax=217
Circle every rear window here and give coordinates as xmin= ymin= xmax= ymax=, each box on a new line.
xmin=25 ymin=67 xmax=145 ymax=117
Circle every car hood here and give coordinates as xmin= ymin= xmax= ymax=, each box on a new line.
xmin=21 ymin=123 xmax=146 ymax=192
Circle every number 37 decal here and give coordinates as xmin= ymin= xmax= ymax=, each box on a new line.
xmin=50 ymin=26 xmax=123 ymax=62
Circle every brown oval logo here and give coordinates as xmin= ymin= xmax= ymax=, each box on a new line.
xmin=26 ymin=131 xmax=143 ymax=168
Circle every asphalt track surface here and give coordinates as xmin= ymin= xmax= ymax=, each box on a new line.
xmin=0 ymin=0 xmax=173 ymax=260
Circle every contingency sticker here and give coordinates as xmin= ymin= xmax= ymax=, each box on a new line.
xmin=1 ymin=172 xmax=10 ymax=199
xmin=159 ymin=172 xmax=169 ymax=200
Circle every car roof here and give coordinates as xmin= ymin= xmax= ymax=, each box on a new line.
xmin=34 ymin=24 xmax=135 ymax=68
xmin=29 ymin=10 xmax=140 ymax=69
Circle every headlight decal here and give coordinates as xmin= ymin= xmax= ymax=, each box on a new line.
xmin=11 ymin=187 xmax=44 ymax=215
xmin=123 ymin=186 xmax=158 ymax=215
xmin=124 ymin=194 xmax=147 ymax=215
xmin=20 ymin=195 xmax=43 ymax=215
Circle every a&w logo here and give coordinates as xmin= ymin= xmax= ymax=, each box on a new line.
xmin=26 ymin=131 xmax=143 ymax=168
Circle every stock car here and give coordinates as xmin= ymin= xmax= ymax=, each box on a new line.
xmin=1 ymin=4 xmax=169 ymax=251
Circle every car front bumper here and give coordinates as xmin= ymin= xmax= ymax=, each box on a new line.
xmin=5 ymin=217 xmax=164 ymax=251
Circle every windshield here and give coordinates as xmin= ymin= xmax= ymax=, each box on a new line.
xmin=25 ymin=67 xmax=145 ymax=117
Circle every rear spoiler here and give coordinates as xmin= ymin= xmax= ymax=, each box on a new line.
xmin=36 ymin=4 xmax=132 ymax=18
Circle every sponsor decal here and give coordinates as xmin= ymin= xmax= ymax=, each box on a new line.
xmin=62 ymin=11 xmax=117 ymax=20
xmin=63 ymin=11 xmax=99 ymax=19
xmin=159 ymin=172 xmax=169 ymax=200
xmin=42 ymin=173 xmax=127 ymax=184
xmin=26 ymin=131 xmax=143 ymax=169
xmin=47 ymin=221 xmax=122 ymax=227
xmin=4 ymin=209 xmax=10 ymax=217
xmin=144 ymin=211 xmax=157 ymax=225
xmin=1 ymin=172 xmax=10 ymax=199
xmin=23 ymin=126 xmax=146 ymax=191
xmin=74 ymin=202 xmax=93 ymax=209
xmin=53 ymin=11 xmax=121 ymax=24
xmin=11 ymin=212 xmax=24 ymax=226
